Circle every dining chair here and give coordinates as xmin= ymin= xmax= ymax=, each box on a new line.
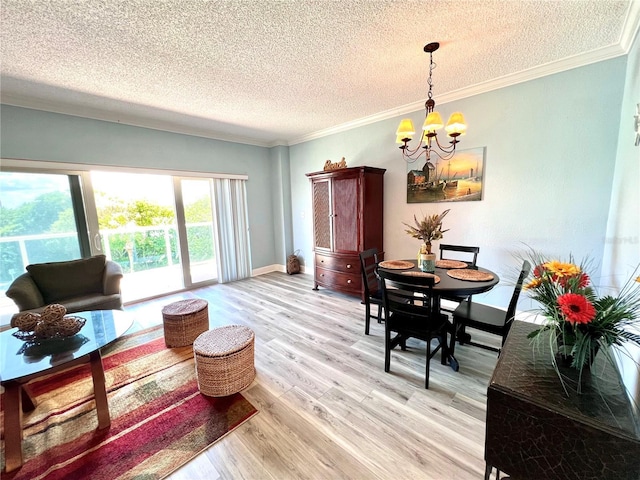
xmin=359 ymin=248 xmax=384 ymax=335
xmin=439 ymin=244 xmax=480 ymax=267
xmin=438 ymin=245 xmax=481 ymax=336
xmin=450 ymin=260 xmax=531 ymax=355
xmin=378 ymin=268 xmax=451 ymax=389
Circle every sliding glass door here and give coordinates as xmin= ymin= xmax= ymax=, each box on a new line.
xmin=90 ymin=171 xmax=219 ymax=302
xmin=0 ymin=171 xmax=94 ymax=314
xmin=1 ymin=167 xmax=222 ymax=315
xmin=90 ymin=171 xmax=179 ymax=302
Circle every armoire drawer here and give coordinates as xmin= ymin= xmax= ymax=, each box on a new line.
xmin=315 ymin=266 xmax=361 ymax=293
xmin=315 ymin=253 xmax=359 ymax=274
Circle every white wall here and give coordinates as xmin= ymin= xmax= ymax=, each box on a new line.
xmin=289 ymin=57 xmax=628 ymax=310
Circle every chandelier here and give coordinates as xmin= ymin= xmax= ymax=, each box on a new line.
xmin=395 ymin=42 xmax=467 ymax=163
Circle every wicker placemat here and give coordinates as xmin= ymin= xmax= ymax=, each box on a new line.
xmin=378 ymin=260 xmax=415 ymax=270
xmin=401 ymin=272 xmax=441 ymax=283
xmin=446 ymin=269 xmax=494 ymax=282
xmin=435 ymin=260 xmax=468 ymax=269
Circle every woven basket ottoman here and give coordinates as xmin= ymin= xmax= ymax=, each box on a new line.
xmin=162 ymin=299 xmax=209 ymax=348
xmin=193 ymin=325 xmax=256 ymax=397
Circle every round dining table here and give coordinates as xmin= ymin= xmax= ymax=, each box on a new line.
xmin=378 ymin=259 xmax=499 ymax=297
xmin=377 ymin=259 xmax=500 ymax=371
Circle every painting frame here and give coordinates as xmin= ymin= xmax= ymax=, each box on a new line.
xmin=406 ymin=146 xmax=486 ymax=204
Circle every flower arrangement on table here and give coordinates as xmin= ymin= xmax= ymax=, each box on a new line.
xmin=524 ymin=252 xmax=640 ymax=388
xmin=403 ymin=209 xmax=450 ymax=254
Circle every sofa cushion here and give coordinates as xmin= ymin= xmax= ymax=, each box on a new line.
xmin=26 ymin=255 xmax=106 ymax=305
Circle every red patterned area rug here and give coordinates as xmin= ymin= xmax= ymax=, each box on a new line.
xmin=1 ymin=326 xmax=258 ymax=480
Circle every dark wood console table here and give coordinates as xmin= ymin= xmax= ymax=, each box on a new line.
xmin=485 ymin=321 xmax=640 ymax=479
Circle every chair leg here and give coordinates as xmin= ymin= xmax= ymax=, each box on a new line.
xmin=365 ymin=303 xmax=371 ymax=335
xmin=450 ymin=320 xmax=458 ymax=356
xmin=424 ymin=339 xmax=431 ymax=389
xmin=384 ymin=328 xmax=391 ymax=372
xmin=457 ymin=324 xmax=471 ymax=344
xmin=440 ymin=332 xmax=448 ymax=365
xmin=376 ymin=304 xmax=383 ymax=323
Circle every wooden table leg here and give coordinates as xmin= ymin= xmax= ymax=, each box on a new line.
xmin=3 ymin=381 xmax=24 ymax=472
xmin=434 ymin=294 xmax=460 ymax=371
xmin=89 ymin=350 xmax=111 ymax=429
xmin=21 ymin=385 xmax=36 ymax=412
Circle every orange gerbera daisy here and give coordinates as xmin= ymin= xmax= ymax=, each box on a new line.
xmin=557 ymin=293 xmax=596 ymax=324
xmin=544 ymin=260 xmax=581 ymax=278
xmin=524 ymin=278 xmax=543 ymax=290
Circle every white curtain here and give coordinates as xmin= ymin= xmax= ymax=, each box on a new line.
xmin=212 ymin=178 xmax=252 ymax=283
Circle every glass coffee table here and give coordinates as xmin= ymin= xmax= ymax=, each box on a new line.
xmin=0 ymin=309 xmax=133 ymax=472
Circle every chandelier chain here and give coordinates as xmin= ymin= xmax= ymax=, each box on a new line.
xmin=427 ymin=52 xmax=436 ymax=101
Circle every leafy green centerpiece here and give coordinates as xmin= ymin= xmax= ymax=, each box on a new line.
xmin=524 ymin=253 xmax=640 ymax=390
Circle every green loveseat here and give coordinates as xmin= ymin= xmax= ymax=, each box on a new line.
xmin=6 ymin=255 xmax=124 ymax=325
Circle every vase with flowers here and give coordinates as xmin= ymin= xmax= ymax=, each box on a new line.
xmin=523 ymin=251 xmax=640 ymax=392
xmin=403 ymin=209 xmax=450 ymax=254
xmin=403 ymin=209 xmax=449 ymax=272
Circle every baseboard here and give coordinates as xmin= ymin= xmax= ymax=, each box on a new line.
xmin=252 ymin=264 xmax=310 ymax=276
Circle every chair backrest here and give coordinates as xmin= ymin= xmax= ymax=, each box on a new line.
xmin=377 ymin=268 xmax=437 ymax=321
xmin=503 ymin=260 xmax=532 ymax=335
xmin=439 ymin=244 xmax=479 ymax=267
xmin=359 ymin=248 xmax=380 ymax=298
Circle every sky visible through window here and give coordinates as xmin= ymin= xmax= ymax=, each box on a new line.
xmin=0 ymin=172 xmax=69 ymax=209
xmin=91 ymin=171 xmax=175 ymax=207
xmin=1 ymin=171 xmax=207 ymax=210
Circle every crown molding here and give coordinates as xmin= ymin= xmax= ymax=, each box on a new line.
xmin=621 ymin=0 xmax=640 ymax=51
xmin=0 ymin=95 xmax=273 ymax=148
xmin=288 ymin=43 xmax=629 ymax=146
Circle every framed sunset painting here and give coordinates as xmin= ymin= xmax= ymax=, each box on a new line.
xmin=407 ymin=147 xmax=486 ymax=203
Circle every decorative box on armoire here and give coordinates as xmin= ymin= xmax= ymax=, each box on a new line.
xmin=306 ymin=166 xmax=386 ymax=299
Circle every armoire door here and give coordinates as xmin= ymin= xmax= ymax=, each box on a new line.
xmin=312 ymin=179 xmax=332 ymax=251
xmin=332 ymin=176 xmax=359 ymax=253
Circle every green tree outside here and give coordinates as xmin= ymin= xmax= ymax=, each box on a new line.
xmin=1 ymin=190 xmax=215 ymax=283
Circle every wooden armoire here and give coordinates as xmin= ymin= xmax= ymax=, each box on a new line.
xmin=306 ymin=166 xmax=386 ymax=298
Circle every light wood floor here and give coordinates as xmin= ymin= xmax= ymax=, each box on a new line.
xmin=123 ymin=272 xmax=503 ymax=480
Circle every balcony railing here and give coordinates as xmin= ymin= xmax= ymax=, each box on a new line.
xmin=0 ymin=223 xmax=216 ymax=318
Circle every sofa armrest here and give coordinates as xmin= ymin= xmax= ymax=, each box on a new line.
xmin=103 ymin=261 xmax=124 ymax=295
xmin=6 ymin=273 xmax=45 ymax=311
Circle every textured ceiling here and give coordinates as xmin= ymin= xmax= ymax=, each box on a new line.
xmin=1 ymin=1 xmax=639 ymax=147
